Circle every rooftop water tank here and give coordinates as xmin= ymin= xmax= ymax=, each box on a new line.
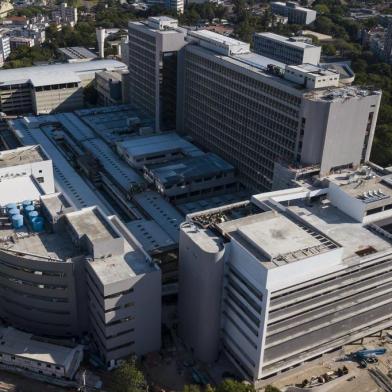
xmin=22 ymin=200 xmax=32 ymax=209
xmin=28 ymin=211 xmax=38 ymax=222
xmin=31 ymin=216 xmax=44 ymax=232
xmin=6 ymin=203 xmax=17 ymax=212
xmin=12 ymin=214 xmax=24 ymax=229
xmin=8 ymin=208 xmax=19 ymax=217
xmin=24 ymin=205 xmax=35 ymax=214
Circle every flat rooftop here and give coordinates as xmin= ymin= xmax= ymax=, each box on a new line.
xmin=117 ymin=132 xmax=204 ymax=160
xmin=58 ymin=46 xmax=98 ymax=60
xmin=148 ymin=153 xmax=234 ymax=185
xmin=0 ymin=226 xmax=78 ymax=262
xmin=289 ymin=63 xmax=338 ymax=77
xmin=0 ymin=145 xmax=47 ymax=168
xmin=0 ymin=327 xmax=82 ymax=367
xmin=288 ymin=199 xmax=392 ymax=260
xmin=0 ymin=59 xmax=127 ymax=86
xmin=66 ymin=208 xmax=120 ymax=242
xmin=0 ymin=176 xmax=43 ymax=206
xmin=238 ymin=214 xmax=321 ymax=260
xmin=255 ymin=32 xmax=318 ymax=49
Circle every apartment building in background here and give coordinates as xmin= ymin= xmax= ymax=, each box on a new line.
xmin=128 ymin=17 xmax=186 ymax=131
xmin=179 ymin=165 xmax=392 ymax=381
xmin=253 ymin=32 xmax=321 ymax=65
xmin=176 ymin=30 xmax=381 ymax=192
xmin=271 ymin=1 xmax=317 ymax=25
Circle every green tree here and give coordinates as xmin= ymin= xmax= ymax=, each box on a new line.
xmin=265 ymin=385 xmax=282 ymax=392
xmin=216 ymin=379 xmax=255 ymax=392
xmin=110 ymin=359 xmax=147 ymax=392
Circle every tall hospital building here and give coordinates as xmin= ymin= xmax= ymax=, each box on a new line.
xmin=176 ymin=30 xmax=381 ymax=191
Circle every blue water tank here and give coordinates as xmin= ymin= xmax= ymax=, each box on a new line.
xmin=28 ymin=211 xmax=39 ymax=222
xmin=12 ymin=214 xmax=24 ymax=229
xmin=22 ymin=200 xmax=32 ymax=210
xmin=8 ymin=208 xmax=19 ymax=217
xmin=6 ymin=203 xmax=17 ymax=212
xmin=31 ymin=217 xmax=44 ymax=232
xmin=24 ymin=205 xmax=35 ymax=214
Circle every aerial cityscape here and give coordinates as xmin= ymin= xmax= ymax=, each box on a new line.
xmin=1 ymin=0 xmax=392 ymax=391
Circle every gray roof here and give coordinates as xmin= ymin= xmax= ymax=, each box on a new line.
xmin=149 ymin=153 xmax=234 ymax=186
xmin=0 ymin=59 xmax=127 ymax=86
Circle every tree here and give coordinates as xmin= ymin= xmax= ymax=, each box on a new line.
xmin=183 ymin=385 xmax=201 ymax=392
xmin=265 ymin=385 xmax=282 ymax=392
xmin=216 ymin=379 xmax=255 ymax=392
xmin=110 ymin=359 xmax=147 ymax=392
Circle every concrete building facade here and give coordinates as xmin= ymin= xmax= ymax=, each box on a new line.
xmin=0 ymin=146 xmax=161 ymax=369
xmin=177 ymin=30 xmax=381 ymax=192
xmin=253 ymin=32 xmax=321 ymax=65
xmin=178 ymin=166 xmax=392 ymax=381
xmin=0 ymin=60 xmax=127 ymax=115
xmin=128 ymin=17 xmax=186 ymax=131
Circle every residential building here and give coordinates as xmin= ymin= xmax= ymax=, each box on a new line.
xmin=271 ymin=1 xmax=317 ymax=25
xmin=177 ymin=30 xmax=381 ymax=192
xmin=178 ymin=165 xmax=392 ymax=381
xmin=0 ymin=34 xmax=10 ymax=60
xmin=253 ymin=32 xmax=321 ymax=65
xmin=9 ymin=36 xmax=34 ymax=49
xmin=52 ymin=3 xmax=78 ymax=27
xmin=128 ymin=17 xmax=186 ymax=131
xmin=0 ymin=60 xmax=127 ymax=114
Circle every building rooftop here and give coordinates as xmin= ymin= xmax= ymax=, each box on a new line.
xmin=0 ymin=327 xmax=83 ymax=369
xmin=133 ymin=191 xmax=184 ymax=243
xmin=188 ymin=30 xmax=250 ymax=56
xmin=8 ymin=118 xmax=113 ymax=214
xmin=66 ymin=207 xmax=120 ymax=243
xmin=0 ymin=175 xmax=43 ymax=206
xmin=255 ymin=32 xmax=318 ymax=49
xmin=58 ymin=46 xmax=98 ymax=60
xmin=117 ymin=132 xmax=204 ymax=161
xmin=147 ymin=153 xmax=234 ymax=186
xmin=0 ymin=59 xmax=127 ymax=86
xmin=126 ymin=219 xmax=177 ymax=253
xmin=288 ymin=63 xmax=338 ymax=77
xmin=0 ymin=145 xmax=47 ymax=168
xmin=271 ymin=1 xmax=315 ymax=13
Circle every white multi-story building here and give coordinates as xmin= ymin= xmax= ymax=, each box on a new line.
xmin=253 ymin=32 xmax=321 ymax=65
xmin=271 ymin=1 xmax=317 ymax=25
xmin=0 ymin=35 xmax=11 ymax=63
xmin=179 ymin=165 xmax=392 ymax=381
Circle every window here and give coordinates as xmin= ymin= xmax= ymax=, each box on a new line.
xmin=36 ymin=177 xmax=44 ymax=183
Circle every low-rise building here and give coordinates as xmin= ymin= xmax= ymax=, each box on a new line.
xmin=116 ymin=132 xmax=204 ymax=169
xmin=95 ymin=70 xmax=126 ymax=106
xmin=144 ymin=152 xmax=237 ymax=203
xmin=271 ymin=1 xmax=317 ymax=25
xmin=0 ymin=327 xmax=83 ymax=380
xmin=0 ymin=60 xmax=127 ymax=115
xmin=253 ymin=32 xmax=321 ymax=65
xmin=57 ymin=47 xmax=98 ymax=63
